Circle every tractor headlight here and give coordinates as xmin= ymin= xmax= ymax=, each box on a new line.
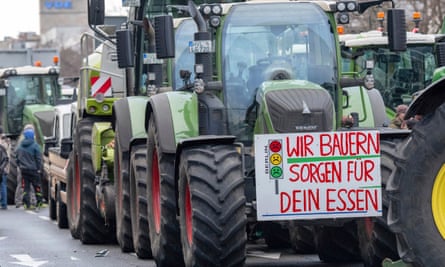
xmin=102 ymin=104 xmax=110 ymax=112
xmin=201 ymin=5 xmax=212 ymax=15
xmin=337 ymin=13 xmax=350 ymax=24
xmin=346 ymin=2 xmax=357 ymax=11
xmin=95 ymin=93 xmax=105 ymax=103
xmin=88 ymin=106 xmax=97 ymax=113
xmin=209 ymin=16 xmax=221 ymax=28
xmin=337 ymin=2 xmax=346 ymax=12
xmin=211 ymin=4 xmax=222 ymax=15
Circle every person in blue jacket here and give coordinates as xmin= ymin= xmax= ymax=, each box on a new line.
xmin=16 ymin=127 xmax=43 ymax=211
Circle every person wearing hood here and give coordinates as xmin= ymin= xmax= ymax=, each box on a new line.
xmin=16 ymin=127 xmax=43 ymax=211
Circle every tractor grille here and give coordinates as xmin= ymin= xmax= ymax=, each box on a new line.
xmin=266 ymin=89 xmax=334 ymax=133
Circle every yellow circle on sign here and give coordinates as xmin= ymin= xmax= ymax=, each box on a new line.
xmin=270 ymin=153 xmax=282 ymax=165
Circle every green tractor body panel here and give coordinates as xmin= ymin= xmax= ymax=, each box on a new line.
xmin=125 ymin=96 xmax=151 ymax=140
xmin=254 ymin=80 xmax=335 ymax=134
xmin=165 ymin=91 xmax=199 ymax=143
xmin=91 ymin=122 xmax=115 ymax=175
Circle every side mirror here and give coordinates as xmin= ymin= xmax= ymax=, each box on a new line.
xmin=154 ymin=15 xmax=175 ymax=59
xmin=43 ymin=137 xmax=57 ymax=157
xmin=116 ymin=30 xmax=134 ymax=68
xmin=387 ymin=9 xmax=407 ymax=52
xmin=88 ymin=0 xmax=105 ymax=27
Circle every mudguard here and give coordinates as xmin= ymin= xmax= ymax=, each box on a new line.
xmin=113 ymin=96 xmax=149 ymax=153
xmin=145 ymin=91 xmax=200 ymax=154
xmin=406 ymin=77 xmax=445 ymax=119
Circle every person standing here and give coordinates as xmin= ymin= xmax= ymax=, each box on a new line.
xmin=15 ymin=124 xmax=36 ymax=208
xmin=16 ymin=127 xmax=43 ymax=211
xmin=0 ymin=126 xmax=9 ymax=210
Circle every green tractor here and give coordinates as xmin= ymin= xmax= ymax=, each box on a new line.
xmin=111 ymin=1 xmax=410 ymax=266
xmin=66 ymin=17 xmax=127 ymax=244
xmin=385 ymin=65 xmax=445 ymax=266
xmin=0 ymin=63 xmax=66 ymax=205
xmin=339 ymin=27 xmax=445 ymax=266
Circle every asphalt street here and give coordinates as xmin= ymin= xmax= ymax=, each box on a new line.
xmin=0 ymin=205 xmax=365 ymax=267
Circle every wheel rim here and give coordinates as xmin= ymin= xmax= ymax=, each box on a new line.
xmin=185 ymin=183 xmax=193 ymax=245
xmin=432 ymin=164 xmax=445 ymax=239
xmin=152 ymin=149 xmax=161 ymax=233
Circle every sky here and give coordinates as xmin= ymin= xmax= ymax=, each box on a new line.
xmin=0 ymin=0 xmax=127 ymax=40
xmin=0 ymin=0 xmax=40 ymax=40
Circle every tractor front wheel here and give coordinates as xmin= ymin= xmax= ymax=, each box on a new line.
xmin=178 ymin=145 xmax=246 ymax=267
xmin=388 ymin=103 xmax=445 ymax=267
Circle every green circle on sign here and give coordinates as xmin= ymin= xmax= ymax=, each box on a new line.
xmin=270 ymin=166 xmax=283 ymax=178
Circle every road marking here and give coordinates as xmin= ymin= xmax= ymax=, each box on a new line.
xmin=38 ymin=216 xmax=50 ymax=221
xmin=0 ymin=236 xmax=7 ymax=240
xmin=10 ymin=254 xmax=48 ymax=267
xmin=70 ymin=256 xmax=80 ymax=261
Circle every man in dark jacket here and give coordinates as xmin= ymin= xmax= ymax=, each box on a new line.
xmin=16 ymin=127 xmax=43 ymax=211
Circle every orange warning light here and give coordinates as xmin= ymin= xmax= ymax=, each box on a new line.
xmin=34 ymin=61 xmax=42 ymax=67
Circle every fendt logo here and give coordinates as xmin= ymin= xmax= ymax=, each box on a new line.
xmin=44 ymin=0 xmax=73 ymax=9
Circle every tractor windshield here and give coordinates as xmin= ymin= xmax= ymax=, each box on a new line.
xmin=348 ymin=45 xmax=436 ymax=109
xmin=222 ymin=2 xmax=336 ymax=138
xmin=7 ymin=75 xmax=60 ymax=106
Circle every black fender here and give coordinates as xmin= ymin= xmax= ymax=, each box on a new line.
xmin=406 ymin=77 xmax=445 ymax=119
xmin=145 ymin=93 xmax=176 ymax=154
xmin=112 ymin=99 xmax=133 ymax=154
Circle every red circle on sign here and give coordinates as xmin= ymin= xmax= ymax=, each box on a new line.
xmin=269 ymin=140 xmax=281 ymax=152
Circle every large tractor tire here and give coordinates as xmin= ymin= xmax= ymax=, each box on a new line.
xmin=114 ymin=127 xmax=134 ymax=252
xmin=288 ymin=223 xmax=316 ymax=254
xmin=315 ymin=221 xmax=362 ymax=262
xmin=70 ymin=118 xmax=115 ymax=244
xmin=146 ymin=116 xmax=184 ymax=266
xmin=7 ymin=139 xmax=18 ymax=205
xmin=67 ymin=151 xmax=80 ymax=239
xmin=178 ymin=145 xmax=246 ymax=267
xmin=262 ymin=222 xmax=291 ymax=249
xmin=388 ymin=103 xmax=445 ymax=267
xmin=130 ymin=144 xmax=152 ymax=259
xmin=357 ymin=139 xmax=400 ymax=267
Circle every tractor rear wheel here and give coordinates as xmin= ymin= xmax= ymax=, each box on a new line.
xmin=114 ymin=127 xmax=134 ymax=252
xmin=130 ymin=144 xmax=152 ymax=259
xmin=357 ymin=139 xmax=400 ymax=267
xmin=75 ymin=118 xmax=115 ymax=244
xmin=146 ymin=116 xmax=184 ymax=266
xmin=178 ymin=145 xmax=246 ymax=267
xmin=315 ymin=222 xmax=361 ymax=262
xmin=388 ymin=103 xmax=445 ymax=267
xmin=67 ymin=149 xmax=81 ymax=239
xmin=288 ymin=223 xmax=316 ymax=254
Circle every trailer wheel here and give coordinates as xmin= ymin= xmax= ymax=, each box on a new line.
xmin=130 ymin=144 xmax=152 ymax=259
xmin=76 ymin=118 xmax=115 ymax=244
xmin=146 ymin=116 xmax=184 ymax=266
xmin=56 ymin=182 xmax=68 ymax=229
xmin=114 ymin=127 xmax=134 ymax=252
xmin=288 ymin=223 xmax=316 ymax=254
xmin=178 ymin=145 xmax=246 ymax=267
xmin=7 ymin=139 xmax=18 ymax=205
xmin=315 ymin=222 xmax=361 ymax=262
xmin=388 ymin=103 xmax=445 ymax=267
xmin=357 ymin=139 xmax=400 ymax=267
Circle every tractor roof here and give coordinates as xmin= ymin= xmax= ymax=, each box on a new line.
xmin=341 ymin=30 xmax=445 ymax=47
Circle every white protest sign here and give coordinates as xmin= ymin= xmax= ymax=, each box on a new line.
xmin=255 ymin=131 xmax=381 ymax=221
